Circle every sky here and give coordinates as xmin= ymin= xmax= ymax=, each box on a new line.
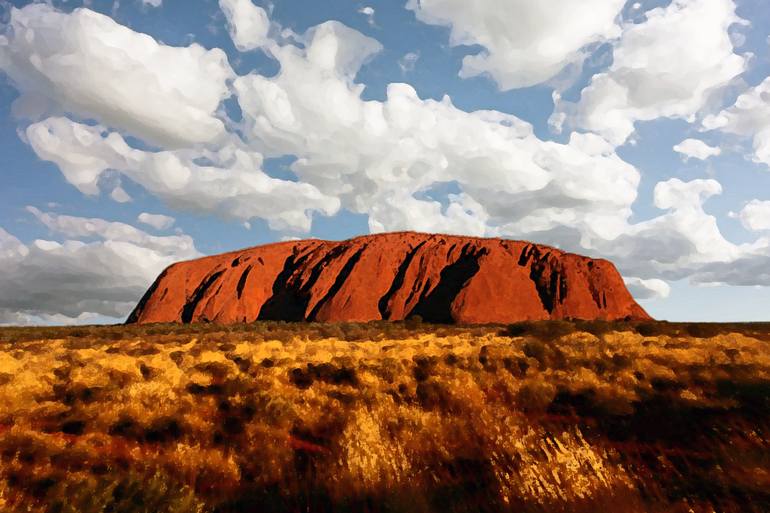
xmin=1 ymin=0 xmax=770 ymax=325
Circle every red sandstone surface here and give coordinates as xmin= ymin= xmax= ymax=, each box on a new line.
xmin=127 ymin=232 xmax=651 ymax=324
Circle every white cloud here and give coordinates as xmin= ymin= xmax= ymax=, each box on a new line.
xmin=624 ymin=277 xmax=671 ymax=300
xmin=0 ymin=4 xmax=234 ymax=147
xmin=358 ymin=6 xmax=375 ymax=26
xmin=110 ymin=185 xmax=132 ymax=203
xmin=137 ymin=212 xmax=175 ymax=230
xmin=730 ymin=200 xmax=770 ymax=232
xmin=398 ymin=51 xmax=420 ymax=74
xmin=0 ymin=210 xmax=200 ymax=324
xmin=26 ymin=117 xmax=340 ymax=232
xmin=730 ymin=31 xmax=746 ymax=48
xmin=0 ymin=227 xmax=29 ymax=261
xmin=593 ymin=178 xmax=770 ymax=291
xmin=555 ymin=0 xmax=746 ymax=145
xmin=219 ymin=0 xmax=271 ymax=51
xmin=703 ymin=77 xmax=770 ymax=167
xmin=673 ymin=138 xmax=722 ymax=161
xmin=0 ymin=310 xmax=108 ymax=327
xmin=141 ymin=0 xmax=162 ymax=7
xmin=406 ymin=0 xmax=625 ymax=90
xmin=232 ymin=22 xmax=640 ymax=244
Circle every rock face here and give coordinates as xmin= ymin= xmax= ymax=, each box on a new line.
xmin=127 ymin=232 xmax=651 ymax=324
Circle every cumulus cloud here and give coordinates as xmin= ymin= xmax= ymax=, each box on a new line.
xmin=232 ymin=22 xmax=641 ymax=244
xmin=398 ymin=51 xmax=420 ymax=74
xmin=673 ymin=138 xmax=722 ymax=161
xmin=137 ymin=212 xmax=175 ymax=230
xmin=110 ymin=185 xmax=132 ymax=203
xmin=703 ymin=77 xmax=770 ymax=167
xmin=0 ymin=310 xmax=105 ymax=327
xmin=623 ymin=277 xmax=671 ymax=300
xmin=219 ymin=0 xmax=271 ymax=51
xmin=26 ymin=117 xmax=340 ymax=232
xmin=358 ymin=6 xmax=375 ymax=26
xmin=0 ymin=210 xmax=200 ymax=325
xmin=691 ymin=234 xmax=770 ymax=286
xmin=604 ymin=179 xmax=739 ymax=278
xmin=585 ymin=178 xmax=770 ymax=291
xmin=730 ymin=200 xmax=770 ymax=232
xmin=555 ymin=0 xmax=746 ymax=145
xmin=406 ymin=0 xmax=625 ymax=90
xmin=0 ymin=3 xmax=234 ymax=147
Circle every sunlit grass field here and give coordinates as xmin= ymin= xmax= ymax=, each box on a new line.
xmin=0 ymin=320 xmax=769 ymax=512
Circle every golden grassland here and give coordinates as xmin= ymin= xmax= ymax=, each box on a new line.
xmin=0 ymin=320 xmax=768 ymax=512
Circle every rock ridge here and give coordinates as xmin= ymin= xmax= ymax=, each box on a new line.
xmin=127 ymin=232 xmax=651 ymax=324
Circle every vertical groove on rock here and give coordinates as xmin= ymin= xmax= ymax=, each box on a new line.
xmin=301 ymin=244 xmax=348 ymax=296
xmin=307 ymin=246 xmax=366 ymax=320
xmin=410 ymin=244 xmax=488 ymax=323
xmin=181 ymin=270 xmax=225 ymax=323
xmin=587 ymin=261 xmax=605 ymax=310
xmin=377 ymin=240 xmax=427 ymax=319
xmin=236 ymin=265 xmax=253 ymax=299
xmin=520 ymin=245 xmax=567 ymax=315
xmin=257 ymin=253 xmax=311 ymax=321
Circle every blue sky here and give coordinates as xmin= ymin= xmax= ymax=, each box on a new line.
xmin=1 ymin=0 xmax=770 ymax=324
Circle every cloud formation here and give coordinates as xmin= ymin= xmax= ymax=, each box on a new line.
xmin=406 ymin=0 xmax=625 ymax=90
xmin=673 ymin=138 xmax=722 ymax=161
xmin=0 ymin=209 xmax=200 ymax=324
xmin=137 ymin=212 xmax=175 ymax=231
xmin=623 ymin=277 xmax=671 ymax=300
xmin=0 ymin=4 xmax=234 ymax=147
xmin=358 ymin=6 xmax=375 ymax=26
xmin=554 ymin=0 xmax=746 ymax=145
xmin=26 ymin=117 xmax=340 ymax=232
xmin=730 ymin=200 xmax=770 ymax=232
xmin=232 ymin=22 xmax=638 ymax=242
xmin=704 ymin=77 xmax=770 ymax=167
xmin=219 ymin=0 xmax=271 ymax=51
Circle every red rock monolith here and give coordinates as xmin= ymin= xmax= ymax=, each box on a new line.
xmin=126 ymin=232 xmax=651 ymax=324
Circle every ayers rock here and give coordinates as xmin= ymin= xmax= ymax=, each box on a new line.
xmin=127 ymin=232 xmax=650 ymax=325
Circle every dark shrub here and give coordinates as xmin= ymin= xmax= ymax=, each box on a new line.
xmin=685 ymin=323 xmax=722 ymax=338
xmin=144 ymin=416 xmax=184 ymax=444
xmin=290 ymin=368 xmax=314 ymax=389
xmin=503 ymin=357 xmax=529 ymax=377
xmin=523 ymin=339 xmax=567 ymax=369
xmin=169 ymin=351 xmax=184 ymax=366
xmin=60 ymin=420 xmax=86 ymax=436
xmin=635 ymin=321 xmax=679 ymax=337
xmin=416 ymin=381 xmax=451 ymax=411
xmin=505 ymin=320 xmax=574 ymax=342
xmin=109 ymin=415 xmax=141 ymax=439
